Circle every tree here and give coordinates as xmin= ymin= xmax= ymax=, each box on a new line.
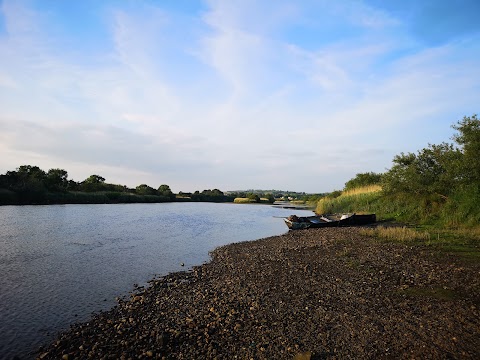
xmin=264 ymin=193 xmax=275 ymax=203
xmin=17 ymin=165 xmax=46 ymax=184
xmin=158 ymin=184 xmax=175 ymax=200
xmin=452 ymin=114 xmax=480 ymax=183
xmin=382 ymin=143 xmax=462 ymax=199
xmin=10 ymin=165 xmax=47 ymax=203
xmin=136 ymin=184 xmax=157 ymax=195
xmin=46 ymin=168 xmax=69 ymax=192
xmin=80 ymin=175 xmax=106 ymax=192
xmin=344 ymin=172 xmax=382 ymax=191
xmin=84 ymin=175 xmax=105 ymax=184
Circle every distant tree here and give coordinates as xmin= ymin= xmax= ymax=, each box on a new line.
xmin=9 ymin=165 xmax=48 ymax=203
xmin=158 ymin=184 xmax=175 ymax=200
xmin=247 ymin=193 xmax=260 ymax=202
xmin=211 ymin=189 xmax=224 ymax=196
xmin=46 ymin=168 xmax=69 ymax=192
xmin=264 ymin=193 xmax=275 ymax=203
xmin=67 ymin=179 xmax=79 ymax=191
xmin=17 ymin=165 xmax=46 ymax=184
xmin=158 ymin=184 xmax=171 ymax=193
xmin=85 ymin=175 xmax=105 ymax=184
xmin=80 ymin=174 xmax=106 ymax=192
xmin=136 ymin=184 xmax=157 ymax=195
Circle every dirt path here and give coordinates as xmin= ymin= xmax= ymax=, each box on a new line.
xmin=37 ymin=227 xmax=480 ymax=359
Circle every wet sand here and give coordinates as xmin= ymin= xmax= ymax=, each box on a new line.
xmin=37 ymin=227 xmax=479 ymax=359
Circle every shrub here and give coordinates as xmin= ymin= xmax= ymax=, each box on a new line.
xmin=234 ymin=197 xmax=254 ymax=204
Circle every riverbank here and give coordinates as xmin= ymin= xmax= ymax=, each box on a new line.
xmin=37 ymin=227 xmax=479 ymax=359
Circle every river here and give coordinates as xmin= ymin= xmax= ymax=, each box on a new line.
xmin=0 ymin=202 xmax=313 ymax=359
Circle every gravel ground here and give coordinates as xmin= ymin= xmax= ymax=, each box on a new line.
xmin=37 ymin=227 xmax=480 ymax=359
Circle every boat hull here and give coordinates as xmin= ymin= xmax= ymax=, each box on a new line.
xmin=284 ymin=214 xmax=376 ymax=230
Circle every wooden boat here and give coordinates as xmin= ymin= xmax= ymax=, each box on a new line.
xmin=284 ymin=213 xmax=376 ymax=230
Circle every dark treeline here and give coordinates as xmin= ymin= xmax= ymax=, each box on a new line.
xmin=0 ymin=167 xmax=233 ymax=205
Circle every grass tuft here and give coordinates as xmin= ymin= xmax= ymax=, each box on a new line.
xmin=360 ymin=226 xmax=430 ymax=242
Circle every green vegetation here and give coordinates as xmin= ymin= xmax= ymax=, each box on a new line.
xmin=315 ymin=115 xmax=480 ymax=261
xmin=179 ymin=189 xmax=234 ymax=203
xmin=316 ymin=114 xmax=480 ymax=228
xmin=344 ymin=172 xmax=382 ymax=191
xmin=316 ymin=185 xmax=383 ymax=215
xmin=0 ymin=166 xmax=230 ymax=205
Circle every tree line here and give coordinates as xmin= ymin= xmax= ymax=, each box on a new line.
xmin=0 ymin=167 xmax=232 ymax=205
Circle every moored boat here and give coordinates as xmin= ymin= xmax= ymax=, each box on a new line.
xmin=284 ymin=213 xmax=376 ymax=230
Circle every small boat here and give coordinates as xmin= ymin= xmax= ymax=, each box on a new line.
xmin=284 ymin=213 xmax=376 ymax=230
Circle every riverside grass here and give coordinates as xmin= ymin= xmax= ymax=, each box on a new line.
xmin=316 ymin=185 xmax=384 ymax=216
xmin=360 ymin=226 xmax=430 ymax=242
xmin=315 ymin=184 xmax=479 ymax=249
xmin=315 ymin=184 xmax=479 ymax=227
xmin=322 ymin=185 xmax=479 ymax=260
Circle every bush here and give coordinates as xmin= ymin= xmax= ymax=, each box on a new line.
xmin=234 ymin=197 xmax=254 ymax=204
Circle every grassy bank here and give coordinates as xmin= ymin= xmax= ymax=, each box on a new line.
xmin=315 ymin=184 xmax=480 ymax=228
xmin=315 ymin=185 xmax=385 ymax=216
xmin=315 ymin=184 xmax=480 ymax=261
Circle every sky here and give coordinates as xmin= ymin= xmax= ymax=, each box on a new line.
xmin=0 ymin=0 xmax=479 ymax=193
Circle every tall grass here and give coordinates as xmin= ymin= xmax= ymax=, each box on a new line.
xmin=341 ymin=185 xmax=382 ymax=197
xmin=361 ymin=226 xmax=479 ymax=262
xmin=360 ymin=226 xmax=430 ymax=242
xmin=441 ymin=185 xmax=480 ymax=227
xmin=314 ymin=185 xmax=460 ymax=225
xmin=316 ymin=185 xmax=383 ymax=215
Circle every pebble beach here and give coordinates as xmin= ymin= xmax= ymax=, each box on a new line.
xmin=37 ymin=227 xmax=480 ymax=359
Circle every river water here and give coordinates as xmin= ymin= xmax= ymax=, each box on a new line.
xmin=0 ymin=202 xmax=313 ymax=359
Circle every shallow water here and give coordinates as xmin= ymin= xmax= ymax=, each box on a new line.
xmin=0 ymin=202 xmax=312 ymax=359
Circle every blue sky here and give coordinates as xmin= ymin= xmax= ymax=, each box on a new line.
xmin=0 ymin=0 xmax=479 ymax=193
